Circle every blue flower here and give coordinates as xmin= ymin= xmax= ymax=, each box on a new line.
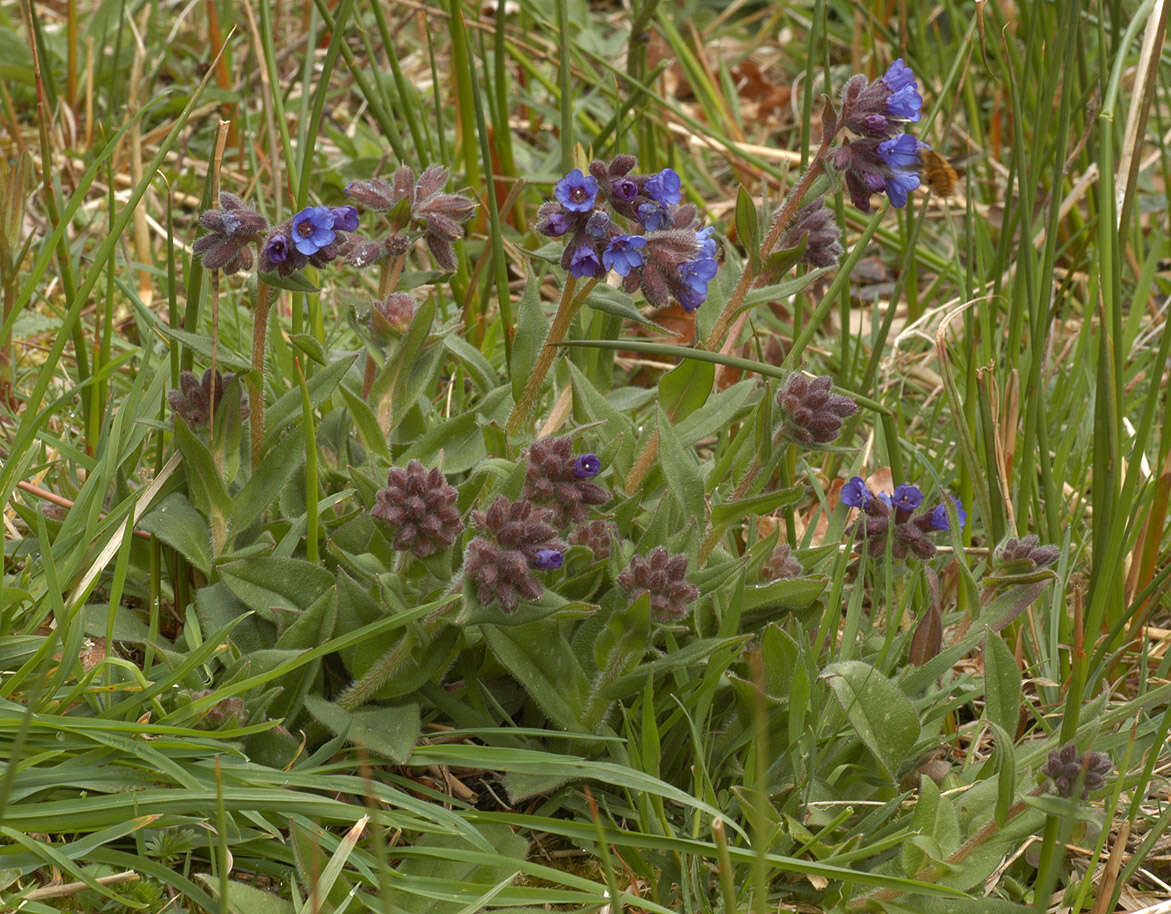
xmin=568 ymin=244 xmax=604 ymax=278
xmin=879 ymin=133 xmax=923 ymax=170
xmin=645 ymin=168 xmax=682 ymax=205
xmin=330 ymin=205 xmax=360 ymax=231
xmin=602 ymin=234 xmax=646 ymax=277
xmin=676 ymin=242 xmax=719 ymax=312
xmin=532 ymin=549 xmax=564 ymax=570
xmin=891 ymin=484 xmax=923 ymax=512
xmin=883 ymin=59 xmax=915 ymax=92
xmin=573 ymin=453 xmax=601 ymax=479
xmin=555 ymin=169 xmax=598 ymax=213
xmin=291 ymin=206 xmax=336 ymax=255
xmin=264 ymin=233 xmax=291 ymax=264
xmin=878 ymin=134 xmax=924 ymax=207
xmin=841 ymin=476 xmax=872 ymax=508
xmin=882 ymin=59 xmax=922 ymax=121
xmin=929 ymin=498 xmax=967 ymax=531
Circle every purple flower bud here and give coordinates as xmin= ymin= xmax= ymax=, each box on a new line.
xmin=555 ymin=169 xmax=598 ymax=213
xmin=585 ymin=210 xmax=612 ymax=239
xmin=572 ymin=453 xmax=601 ymax=478
xmin=532 ymin=549 xmax=564 ymax=570
xmin=637 ymin=202 xmax=669 ymax=231
xmin=612 ymin=177 xmax=638 ymax=201
xmin=264 ymin=233 xmax=291 ymax=264
xmin=841 ymin=476 xmax=872 ymax=508
xmin=331 ymin=205 xmax=360 ymax=231
xmin=536 ymin=205 xmax=573 ymax=237
xmin=291 ymin=206 xmax=336 ymax=255
xmin=644 ymin=168 xmax=682 ymax=206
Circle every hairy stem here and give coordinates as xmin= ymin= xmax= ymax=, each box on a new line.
xmin=250 ymin=280 xmax=272 ymax=469
xmin=506 ymin=275 xmax=597 ymax=435
xmin=623 ymin=155 xmax=829 ymax=495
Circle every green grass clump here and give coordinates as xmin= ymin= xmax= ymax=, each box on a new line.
xmin=0 ymin=1 xmax=1168 ymax=913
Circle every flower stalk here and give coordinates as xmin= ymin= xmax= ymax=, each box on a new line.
xmin=249 ymin=279 xmax=271 ymax=469
xmin=506 ymin=275 xmax=597 ymax=435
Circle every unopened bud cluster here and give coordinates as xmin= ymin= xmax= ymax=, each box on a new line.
xmin=618 ymin=547 xmax=699 ymax=622
xmin=1042 ymin=743 xmax=1112 ymax=799
xmin=371 ymin=461 xmax=464 ymax=558
xmin=463 ymin=497 xmax=567 ymax=613
xmin=777 ymin=374 xmax=858 ymax=445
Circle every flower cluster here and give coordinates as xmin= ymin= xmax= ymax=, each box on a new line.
xmin=371 ymin=461 xmax=464 ymax=558
xmin=191 ymin=193 xmax=268 ymax=274
xmin=463 ymin=497 xmax=567 ymax=613
xmin=345 ymin=164 xmax=477 ymax=270
xmin=830 ymin=59 xmax=926 ymax=210
xmin=522 ymin=437 xmax=610 ymax=527
xmin=777 ymin=374 xmax=858 ymax=445
xmin=1042 ymin=743 xmax=1113 ymax=799
xmin=777 ymin=198 xmax=844 ymax=268
xmin=192 ymin=166 xmax=476 ymax=281
xmin=618 ymin=547 xmax=699 ymax=622
xmin=537 ymin=156 xmax=719 ymax=313
xmin=260 ymin=205 xmax=361 ymax=276
xmin=841 ymin=476 xmax=965 ymax=560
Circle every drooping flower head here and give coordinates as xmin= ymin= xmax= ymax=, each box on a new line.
xmin=831 ymin=134 xmax=926 ymax=211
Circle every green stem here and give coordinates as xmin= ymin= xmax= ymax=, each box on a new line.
xmin=506 ymin=276 xmax=597 ymax=435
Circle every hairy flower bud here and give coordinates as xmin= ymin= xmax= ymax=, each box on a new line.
xmin=371 ymin=461 xmax=464 ymax=557
xmin=777 ymin=374 xmax=858 ymax=445
xmin=168 ymin=369 xmax=249 ymax=428
xmin=618 ymin=547 xmax=699 ymax=622
xmin=192 ymin=192 xmax=268 ymax=274
xmin=995 ymin=534 xmax=1060 ymax=572
xmin=568 ymin=519 xmax=618 ymax=560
